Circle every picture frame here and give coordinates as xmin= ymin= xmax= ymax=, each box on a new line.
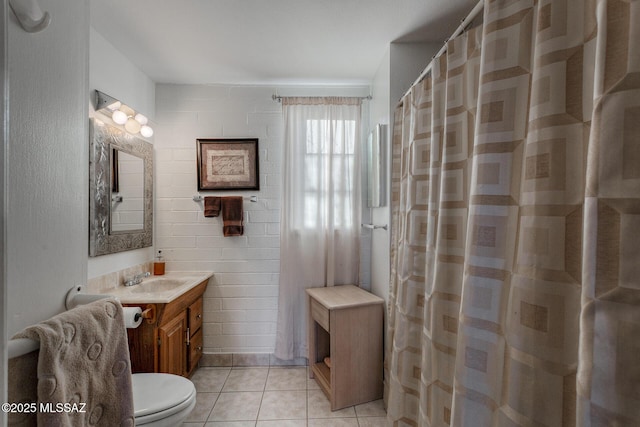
xmin=196 ymin=138 xmax=260 ymax=191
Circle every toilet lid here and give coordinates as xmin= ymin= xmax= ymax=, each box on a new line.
xmin=132 ymin=373 xmax=196 ymax=418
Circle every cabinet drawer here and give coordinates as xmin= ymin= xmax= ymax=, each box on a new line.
xmin=310 ymin=298 xmax=330 ymax=332
xmin=188 ymin=298 xmax=203 ymax=333
xmin=189 ymin=328 xmax=203 ymax=370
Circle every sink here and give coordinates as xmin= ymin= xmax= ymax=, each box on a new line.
xmin=99 ymin=272 xmax=213 ymax=303
xmin=130 ymin=278 xmax=187 ymax=293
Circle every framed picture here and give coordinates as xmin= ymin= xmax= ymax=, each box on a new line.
xmin=196 ymin=138 xmax=260 ymax=191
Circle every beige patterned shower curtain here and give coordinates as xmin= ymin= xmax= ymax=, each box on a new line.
xmin=386 ymin=0 xmax=640 ymax=425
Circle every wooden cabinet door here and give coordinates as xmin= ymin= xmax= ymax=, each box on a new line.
xmin=158 ymin=310 xmax=187 ymax=376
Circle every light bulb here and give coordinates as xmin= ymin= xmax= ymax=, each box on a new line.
xmin=140 ymin=125 xmax=154 ymax=138
xmin=120 ymin=105 xmax=135 ymax=117
xmin=125 ymin=117 xmax=141 ymax=134
xmin=134 ymin=113 xmax=148 ymax=125
xmin=106 ymin=100 xmax=122 ymax=111
xmin=112 ymin=110 xmax=128 ymax=125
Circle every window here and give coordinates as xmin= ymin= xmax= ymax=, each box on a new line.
xmin=302 ymin=118 xmax=357 ymax=229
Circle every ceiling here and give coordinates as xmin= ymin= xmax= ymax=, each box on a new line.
xmin=90 ymin=0 xmax=478 ymax=86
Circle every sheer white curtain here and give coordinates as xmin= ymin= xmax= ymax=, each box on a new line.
xmin=274 ymin=97 xmax=362 ymax=360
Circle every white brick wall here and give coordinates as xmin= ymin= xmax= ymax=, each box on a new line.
xmin=153 ymin=84 xmax=280 ymax=354
xmin=154 ymin=84 xmax=370 ymax=355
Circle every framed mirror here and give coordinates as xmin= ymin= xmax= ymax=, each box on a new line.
xmin=89 ymin=119 xmax=153 ymax=256
xmin=366 ymin=124 xmax=386 ymax=208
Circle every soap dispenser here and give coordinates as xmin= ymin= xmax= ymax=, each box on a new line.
xmin=153 ymin=250 xmax=165 ymax=275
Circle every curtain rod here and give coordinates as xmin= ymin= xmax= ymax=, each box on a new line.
xmin=272 ymin=94 xmax=372 ymax=103
xmin=399 ymin=0 xmax=484 ymax=102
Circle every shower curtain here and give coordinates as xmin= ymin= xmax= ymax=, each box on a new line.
xmin=387 ymin=0 xmax=640 ymax=425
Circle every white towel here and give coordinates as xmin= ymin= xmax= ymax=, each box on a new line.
xmin=9 ymin=298 xmax=135 ymax=426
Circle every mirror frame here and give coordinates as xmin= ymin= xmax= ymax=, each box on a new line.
xmin=89 ymin=119 xmax=153 ymax=256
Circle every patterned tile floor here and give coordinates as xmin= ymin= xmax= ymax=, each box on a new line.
xmin=181 ymin=366 xmax=388 ymax=426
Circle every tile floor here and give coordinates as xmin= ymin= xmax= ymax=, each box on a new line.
xmin=181 ymin=366 xmax=388 ymax=426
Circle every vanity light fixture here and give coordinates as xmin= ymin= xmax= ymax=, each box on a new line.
xmin=94 ymin=90 xmax=154 ymax=138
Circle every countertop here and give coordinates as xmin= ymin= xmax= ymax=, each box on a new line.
xmin=99 ymin=271 xmax=213 ymax=304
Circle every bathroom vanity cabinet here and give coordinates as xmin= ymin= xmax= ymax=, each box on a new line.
xmin=306 ymin=285 xmax=384 ymax=410
xmin=125 ymin=278 xmax=207 ymax=378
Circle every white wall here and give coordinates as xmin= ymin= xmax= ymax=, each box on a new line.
xmin=155 ymin=85 xmax=279 ymax=354
xmin=87 ymin=27 xmax=156 ymax=279
xmin=90 ymin=28 xmax=155 ymax=119
xmin=368 ymin=42 xmax=440 ymax=305
xmin=6 ymin=0 xmax=89 ymax=334
xmin=390 ymin=42 xmax=441 ymax=107
xmin=369 ymin=47 xmax=392 ymax=303
xmin=154 ymin=84 xmax=370 ymax=354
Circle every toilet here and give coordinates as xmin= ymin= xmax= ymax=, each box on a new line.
xmin=132 ymin=373 xmax=197 ymax=426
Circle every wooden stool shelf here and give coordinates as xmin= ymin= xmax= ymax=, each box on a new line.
xmin=306 ymin=285 xmax=384 ymax=411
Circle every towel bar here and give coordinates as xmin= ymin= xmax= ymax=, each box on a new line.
xmin=8 ymin=337 xmax=40 ymax=359
xmin=361 ymin=223 xmax=388 ymax=230
xmin=8 ymin=285 xmax=117 ymax=359
xmin=193 ymin=194 xmax=257 ymax=202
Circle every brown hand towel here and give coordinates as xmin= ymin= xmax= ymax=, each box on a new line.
xmin=221 ymin=196 xmax=244 ymax=236
xmin=204 ymin=196 xmax=221 ymax=217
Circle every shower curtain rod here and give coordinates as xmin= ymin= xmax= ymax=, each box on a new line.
xmin=272 ymin=94 xmax=372 ymax=102
xmin=399 ymin=0 xmax=484 ymax=102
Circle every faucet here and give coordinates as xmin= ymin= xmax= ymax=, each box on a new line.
xmin=124 ymin=271 xmax=150 ymax=287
